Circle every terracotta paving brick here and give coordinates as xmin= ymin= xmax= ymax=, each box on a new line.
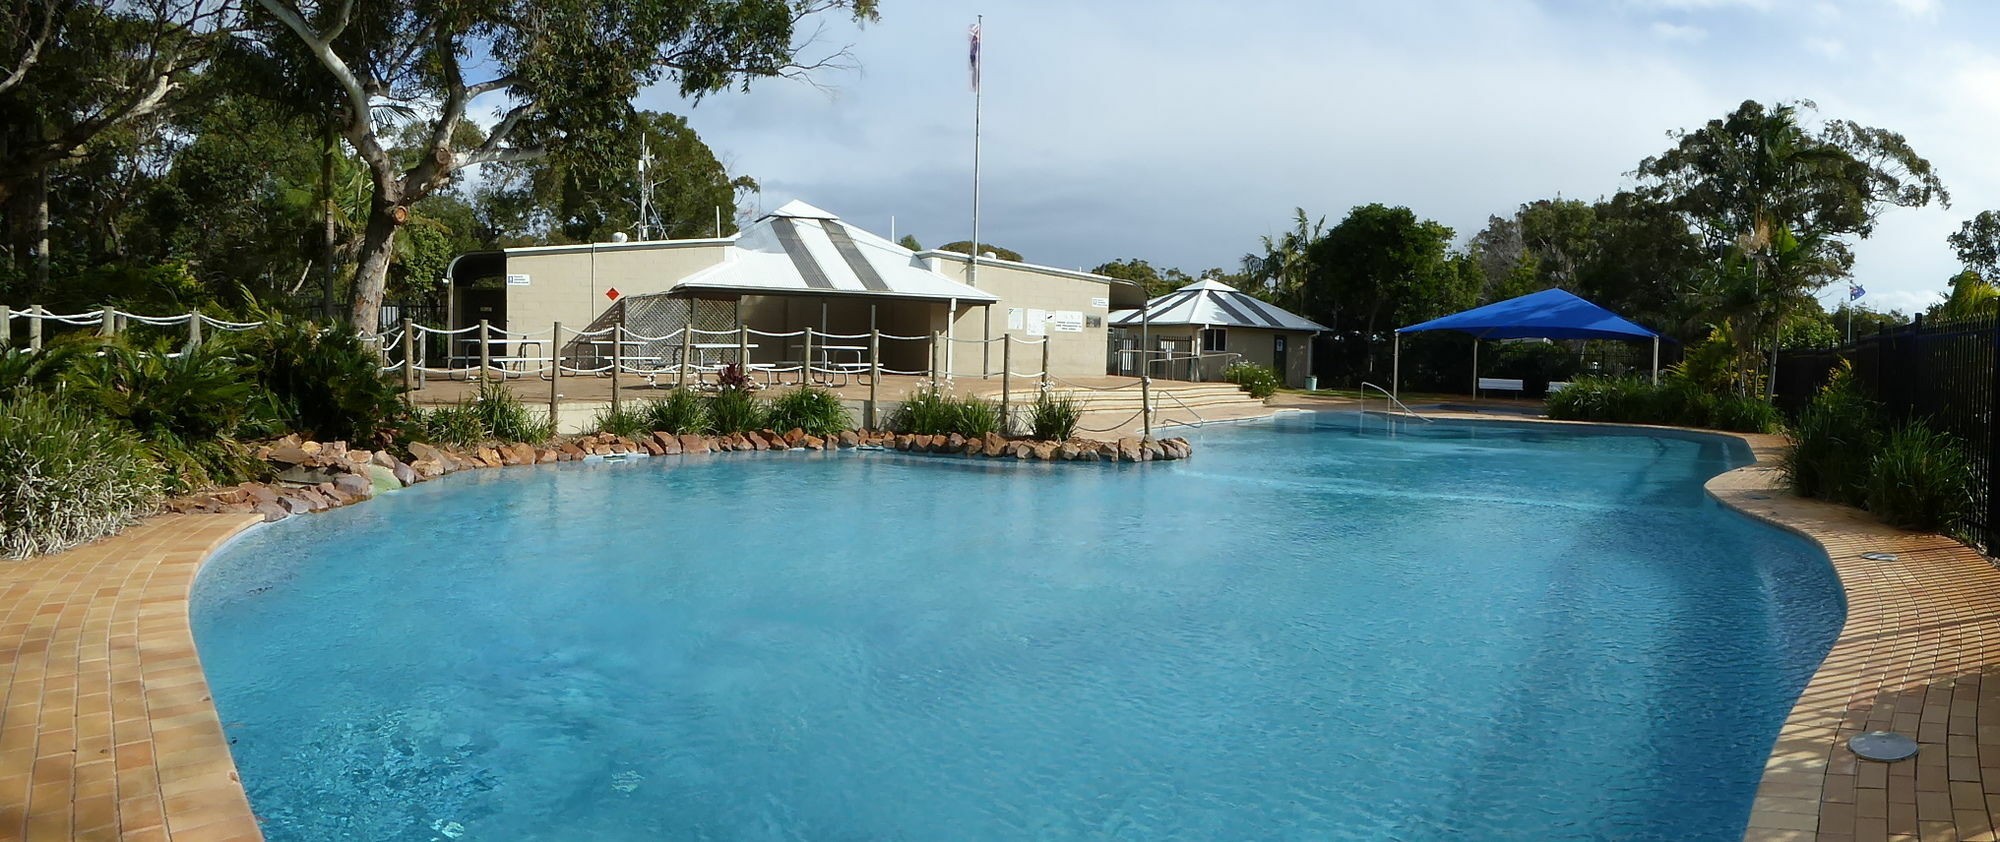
xmin=0 ymin=514 xmax=261 ymax=841
xmin=1697 ymin=436 xmax=2000 ymax=842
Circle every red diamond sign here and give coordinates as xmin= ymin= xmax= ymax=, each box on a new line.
xmin=604 ymin=287 xmax=621 ymax=301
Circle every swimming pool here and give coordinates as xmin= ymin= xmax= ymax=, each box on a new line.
xmin=191 ymin=412 xmax=1842 ymax=840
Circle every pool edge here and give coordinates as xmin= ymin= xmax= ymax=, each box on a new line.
xmin=1407 ymin=408 xmax=2000 ymax=842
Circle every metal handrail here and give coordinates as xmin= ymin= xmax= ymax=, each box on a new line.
xmin=1157 ymin=388 xmax=1207 ymax=429
xmin=1359 ymin=381 xmax=1433 ymax=423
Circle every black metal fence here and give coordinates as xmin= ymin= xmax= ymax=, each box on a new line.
xmin=1777 ymin=311 xmax=2000 ymax=551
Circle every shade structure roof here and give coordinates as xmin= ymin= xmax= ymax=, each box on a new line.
xmin=670 ymin=200 xmax=998 ymax=303
xmin=1108 ymin=279 xmax=1327 ymax=331
xmin=1396 ymin=288 xmax=1661 ymax=341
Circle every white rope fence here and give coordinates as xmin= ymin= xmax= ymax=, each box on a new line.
xmin=4 ymin=304 xmax=1179 ymax=435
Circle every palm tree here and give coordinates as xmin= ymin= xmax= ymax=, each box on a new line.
xmin=1240 ymin=208 xmax=1323 ymax=314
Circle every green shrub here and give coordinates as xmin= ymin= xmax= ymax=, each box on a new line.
xmin=640 ymin=388 xmax=709 ymax=435
xmin=591 ymin=403 xmax=652 ymax=439
xmin=70 ymin=341 xmax=266 ymax=492
xmin=417 ymin=403 xmax=486 ymax=449
xmin=1779 ymin=362 xmax=1881 ymax=506
xmin=224 ymin=315 xmax=407 ymax=443
xmin=1545 ymin=376 xmax=1776 ymax=433
xmin=0 ymin=338 xmax=89 ymax=402
xmin=1865 ymin=421 xmax=1971 ymax=532
xmin=472 ymin=379 xmax=552 ymax=443
xmin=706 ymin=387 xmax=766 ymax=434
xmin=953 ymin=394 xmax=1001 ymax=437
xmin=1224 ymin=362 xmax=1281 ymax=398
xmin=891 ymin=387 xmax=958 ymax=435
xmin=1028 ymin=391 xmax=1080 ymax=440
xmin=765 ymin=386 xmax=851 ymax=437
xmin=0 ymin=394 xmax=163 ymax=558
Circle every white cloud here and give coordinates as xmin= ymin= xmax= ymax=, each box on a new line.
xmin=1651 ymin=21 xmax=1709 ymax=40
xmin=657 ymin=0 xmax=2000 ymax=314
xmin=1886 ymin=0 xmax=1938 ymax=17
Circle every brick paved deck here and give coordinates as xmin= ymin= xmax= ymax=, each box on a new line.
xmin=0 ymin=514 xmax=261 ymax=841
xmin=1711 ymin=439 xmax=2000 ymax=842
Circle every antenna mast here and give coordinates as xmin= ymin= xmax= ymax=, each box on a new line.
xmin=636 ymin=135 xmax=652 ymax=241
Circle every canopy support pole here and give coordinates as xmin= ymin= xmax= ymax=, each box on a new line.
xmin=946 ymin=297 xmax=957 ymax=384
xmin=1470 ymin=338 xmax=1478 ymax=398
xmin=1391 ymin=332 xmax=1401 ymax=400
xmin=1651 ymin=335 xmax=1660 ymax=386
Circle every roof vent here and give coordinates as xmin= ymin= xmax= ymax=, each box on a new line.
xmin=610 ymin=232 xmax=630 ymax=243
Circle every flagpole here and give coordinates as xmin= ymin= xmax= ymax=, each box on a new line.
xmin=970 ymin=14 xmax=983 ymax=293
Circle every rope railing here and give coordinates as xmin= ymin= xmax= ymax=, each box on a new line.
xmin=5 ymin=301 xmax=1170 ymax=436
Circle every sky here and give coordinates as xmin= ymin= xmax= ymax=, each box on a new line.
xmin=632 ymin=0 xmax=2000 ymax=316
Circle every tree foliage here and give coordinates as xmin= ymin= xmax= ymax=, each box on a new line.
xmin=240 ymin=0 xmax=879 ymax=329
xmin=938 ymin=241 xmax=1022 ymax=262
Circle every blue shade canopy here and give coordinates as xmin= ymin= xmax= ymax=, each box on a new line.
xmin=1397 ymin=288 xmax=1662 ymax=341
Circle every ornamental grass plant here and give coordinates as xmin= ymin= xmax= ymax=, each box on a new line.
xmin=1028 ymin=391 xmax=1081 ymax=440
xmin=641 ymin=387 xmax=710 ymax=435
xmin=765 ymin=386 xmax=851 ymax=437
xmin=0 ymin=394 xmax=164 ymax=559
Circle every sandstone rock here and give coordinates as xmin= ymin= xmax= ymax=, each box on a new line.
xmin=408 ymin=442 xmax=444 ymax=464
xmin=784 ymin=428 xmax=805 ymax=446
xmin=1142 ymin=437 xmax=1165 ymax=461
xmin=273 ymin=464 xmax=340 ymax=486
xmin=561 ymin=442 xmax=587 ymax=460
xmin=392 ymin=462 xmax=418 ymax=487
xmin=411 ymin=459 xmax=443 ymax=479
xmin=653 ymin=432 xmax=681 ymax=455
xmin=679 ymin=434 xmax=708 ymax=454
xmin=361 ymin=464 xmax=399 ymax=495
xmin=476 ymin=447 xmax=503 ymax=467
xmin=266 ymin=443 xmax=312 ymax=465
xmin=746 ymin=432 xmax=767 ymax=451
xmin=254 ymin=502 xmax=288 ymax=522
xmin=1010 ymin=443 xmax=1032 ymax=459
xmin=1031 ymin=441 xmax=1058 ymax=460
xmin=1115 ymin=438 xmax=1141 ymax=462
xmin=947 ymin=433 xmax=965 ymax=451
xmin=802 ymin=435 xmax=824 ymax=450
xmin=929 ymin=435 xmax=950 ymax=451
xmin=1058 ymin=442 xmax=1082 ymax=461
xmin=982 ymin=432 xmax=1007 ymax=457
xmin=536 ymin=447 xmax=558 ymax=464
xmin=371 ymin=450 xmax=400 ymax=469
xmin=279 ymin=496 xmax=312 ymax=515
xmin=838 ymin=430 xmax=859 ymax=448
xmin=300 ymin=440 xmax=324 ymax=457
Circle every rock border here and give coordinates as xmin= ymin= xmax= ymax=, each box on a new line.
xmin=161 ymin=429 xmax=1194 ymax=523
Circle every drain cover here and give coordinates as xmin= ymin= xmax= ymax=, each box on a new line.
xmin=1850 ymin=731 xmax=1919 ymax=762
xmin=1860 ymin=552 xmax=1901 ymax=561
xmin=1747 ymin=494 xmax=1772 ymax=500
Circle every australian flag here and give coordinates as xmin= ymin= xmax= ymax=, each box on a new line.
xmin=1849 ymin=283 xmax=1864 ymax=301
xmin=969 ymin=22 xmax=981 ymax=92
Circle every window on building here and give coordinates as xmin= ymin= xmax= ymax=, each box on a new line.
xmin=1202 ymin=327 xmax=1228 ymax=352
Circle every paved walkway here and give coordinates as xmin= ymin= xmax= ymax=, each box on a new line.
xmin=0 ymin=514 xmax=261 ymax=841
xmin=4 ymin=411 xmax=2000 ymax=841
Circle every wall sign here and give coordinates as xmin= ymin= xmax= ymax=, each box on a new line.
xmin=1050 ymin=310 xmax=1085 ymax=333
xmin=505 ymin=273 xmax=531 ymax=286
xmin=1090 ymin=296 xmax=1109 ymax=309
xmin=1025 ymin=308 xmax=1048 ymax=337
xmin=1007 ymin=308 xmax=1025 ymax=331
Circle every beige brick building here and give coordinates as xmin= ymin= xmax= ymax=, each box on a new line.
xmin=442 ymin=201 xmax=1131 ymax=381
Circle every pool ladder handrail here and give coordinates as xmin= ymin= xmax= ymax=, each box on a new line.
xmin=1156 ymin=388 xmax=1206 ymax=430
xmin=1359 ymin=382 xmax=1434 ymax=423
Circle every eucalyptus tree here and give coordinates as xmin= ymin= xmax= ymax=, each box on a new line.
xmin=1304 ymin=203 xmax=1471 ymax=356
xmin=0 ymin=0 xmax=239 ymax=292
xmin=240 ymin=0 xmax=878 ymax=330
xmin=1947 ymin=210 xmax=2000 ymax=283
xmin=477 ymin=110 xmax=755 ymax=245
xmin=1636 ymin=100 xmax=1945 ymax=335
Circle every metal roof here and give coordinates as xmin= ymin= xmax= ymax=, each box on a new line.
xmin=1109 ymin=279 xmax=1326 ymax=331
xmin=669 ymin=201 xmax=998 ymax=303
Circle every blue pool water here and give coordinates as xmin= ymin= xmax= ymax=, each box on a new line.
xmin=191 ymin=412 xmax=1842 ymax=841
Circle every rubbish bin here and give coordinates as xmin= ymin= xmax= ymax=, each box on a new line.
xmin=1305 ymin=376 xmax=1318 ymax=391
